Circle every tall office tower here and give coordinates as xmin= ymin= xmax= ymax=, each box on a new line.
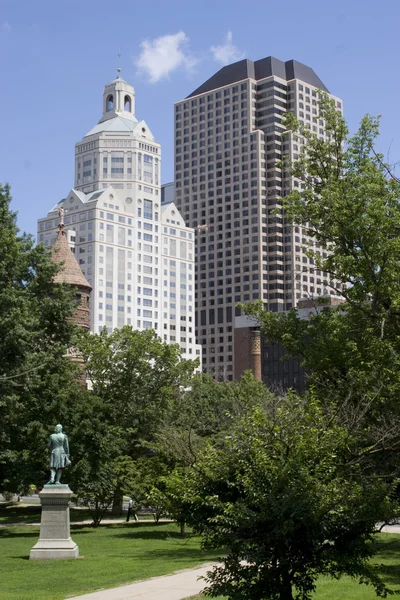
xmin=174 ymin=57 xmax=343 ymax=380
xmin=38 ymin=74 xmax=201 ymax=365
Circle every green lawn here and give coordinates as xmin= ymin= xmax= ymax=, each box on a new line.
xmin=186 ymin=533 xmax=400 ymax=600
xmin=2 ymin=509 xmax=400 ymax=600
xmin=0 ymin=522 xmax=221 ymax=600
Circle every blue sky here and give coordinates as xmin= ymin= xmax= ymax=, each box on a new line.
xmin=0 ymin=0 xmax=399 ymax=236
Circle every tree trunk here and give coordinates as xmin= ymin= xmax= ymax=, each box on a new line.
xmin=179 ymin=521 xmax=186 ymax=538
xmin=92 ymin=500 xmax=101 ymax=526
xmin=111 ymin=485 xmax=123 ymax=515
xmin=279 ymin=573 xmax=294 ymax=600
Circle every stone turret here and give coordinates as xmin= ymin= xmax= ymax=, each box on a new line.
xmin=51 ymin=208 xmax=92 ymax=331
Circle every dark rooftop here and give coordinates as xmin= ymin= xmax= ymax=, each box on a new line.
xmin=187 ymin=57 xmax=329 ymax=98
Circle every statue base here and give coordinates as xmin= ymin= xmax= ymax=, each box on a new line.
xmin=30 ymin=485 xmax=79 ymax=560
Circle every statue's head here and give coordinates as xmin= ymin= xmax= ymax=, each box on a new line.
xmin=55 ymin=424 xmax=63 ymax=433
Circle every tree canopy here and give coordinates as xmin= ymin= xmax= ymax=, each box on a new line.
xmin=66 ymin=326 xmax=199 ymax=520
xmin=241 ymin=98 xmax=400 ymax=473
xmin=0 ymin=183 xmax=82 ymax=494
xmin=169 ymin=392 xmax=397 ymax=600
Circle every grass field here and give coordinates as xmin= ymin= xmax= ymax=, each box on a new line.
xmin=2 ymin=503 xmax=400 ymax=600
xmin=0 ymin=521 xmax=221 ymax=600
xmin=186 ymin=533 xmax=400 ymax=600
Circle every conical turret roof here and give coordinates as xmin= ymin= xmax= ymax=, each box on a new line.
xmin=51 ymin=226 xmax=92 ymax=290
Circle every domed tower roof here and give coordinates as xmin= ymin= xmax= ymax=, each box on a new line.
xmin=51 ymin=210 xmax=92 ymax=292
xmin=98 ymin=71 xmax=137 ymax=125
xmin=82 ymin=71 xmax=138 ymax=138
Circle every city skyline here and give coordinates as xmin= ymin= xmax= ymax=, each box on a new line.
xmin=1 ymin=0 xmax=399 ymax=236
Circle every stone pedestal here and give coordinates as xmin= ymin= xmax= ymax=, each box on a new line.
xmin=30 ymin=484 xmax=79 ymax=560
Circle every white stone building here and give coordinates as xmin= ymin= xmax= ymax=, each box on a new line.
xmin=38 ymin=74 xmax=201 ymax=365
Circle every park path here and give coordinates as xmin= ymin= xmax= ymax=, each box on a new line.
xmin=0 ymin=518 xmax=174 ymax=527
xmin=381 ymin=524 xmax=400 ymax=534
xmin=67 ymin=562 xmax=215 ymax=600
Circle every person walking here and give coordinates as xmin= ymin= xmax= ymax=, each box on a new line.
xmin=126 ymin=498 xmax=139 ymax=522
xmin=126 ymin=498 xmax=133 ymax=522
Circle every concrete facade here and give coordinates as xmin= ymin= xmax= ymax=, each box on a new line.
xmin=173 ymin=56 xmax=344 ymax=380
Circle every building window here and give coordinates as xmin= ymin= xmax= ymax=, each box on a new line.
xmin=124 ymin=95 xmax=131 ymax=112
xmin=144 ymin=199 xmax=153 ymax=219
xmin=107 ymin=94 xmax=114 ymax=111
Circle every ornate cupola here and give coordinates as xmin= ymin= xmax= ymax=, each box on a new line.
xmin=51 ymin=208 xmax=92 ymax=331
xmin=99 ymin=68 xmax=136 ymax=124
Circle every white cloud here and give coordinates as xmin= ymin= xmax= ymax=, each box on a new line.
xmin=2 ymin=22 xmax=11 ymax=32
xmin=210 ymin=31 xmax=244 ymax=66
xmin=136 ymin=31 xmax=197 ymax=83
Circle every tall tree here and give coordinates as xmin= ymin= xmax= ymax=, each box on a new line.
xmin=0 ymin=183 xmax=81 ymax=494
xmin=153 ymin=371 xmax=271 ymax=469
xmin=77 ymin=326 xmax=198 ymax=448
xmin=169 ymin=391 xmax=398 ymax=600
xmin=241 ymin=99 xmax=400 ymax=473
xmin=73 ymin=326 xmax=198 ymax=515
xmin=145 ymin=373 xmax=273 ymax=533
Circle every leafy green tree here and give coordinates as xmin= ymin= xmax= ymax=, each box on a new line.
xmin=152 ymin=373 xmax=272 ymax=535
xmin=156 ymin=372 xmax=271 ymax=466
xmin=241 ymin=99 xmax=400 ymax=477
xmin=0 ymin=183 xmax=81 ymax=494
xmin=124 ymin=455 xmax=171 ymax=522
xmin=244 ymin=98 xmax=400 ymax=392
xmin=170 ymin=392 xmax=398 ymax=600
xmin=74 ymin=326 xmax=198 ymax=515
xmin=65 ymin=389 xmax=126 ymax=524
xmin=77 ymin=326 xmax=197 ymax=443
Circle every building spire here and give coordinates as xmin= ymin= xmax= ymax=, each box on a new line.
xmin=58 ymin=206 xmax=65 ymax=234
xmin=117 ymin=52 xmax=121 ymax=77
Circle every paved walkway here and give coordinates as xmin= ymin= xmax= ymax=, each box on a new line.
xmin=0 ymin=518 xmax=174 ymax=528
xmin=68 ymin=563 xmax=215 ymax=600
xmin=381 ymin=524 xmax=400 ymax=534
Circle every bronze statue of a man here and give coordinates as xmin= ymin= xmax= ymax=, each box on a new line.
xmin=47 ymin=424 xmax=71 ymax=485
